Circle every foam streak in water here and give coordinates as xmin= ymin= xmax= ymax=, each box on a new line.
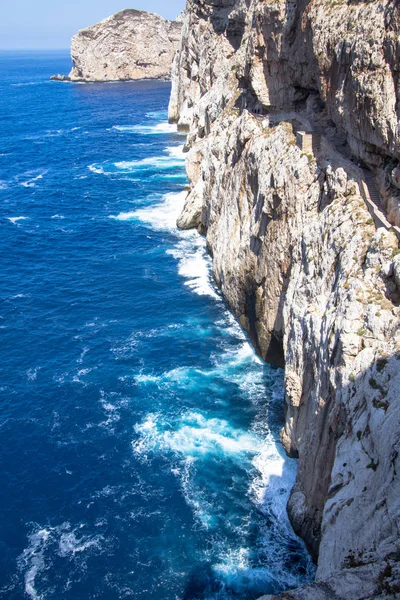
xmin=112 ymin=123 xmax=178 ymax=135
xmin=90 ymin=145 xmax=185 ymax=179
xmin=17 ymin=523 xmax=105 ymax=600
xmin=7 ymin=216 xmax=29 ymax=224
xmin=18 ymin=529 xmax=50 ymax=600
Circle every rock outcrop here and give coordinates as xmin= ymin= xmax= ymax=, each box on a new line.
xmin=66 ymin=9 xmax=182 ymax=82
xmin=170 ymin=1 xmax=400 ymax=598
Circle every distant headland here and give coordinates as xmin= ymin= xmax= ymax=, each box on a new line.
xmin=51 ymin=9 xmax=182 ymax=83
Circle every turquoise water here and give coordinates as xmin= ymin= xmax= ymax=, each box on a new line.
xmin=0 ymin=51 xmax=314 ymax=599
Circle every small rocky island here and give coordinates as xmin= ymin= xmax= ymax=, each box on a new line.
xmin=52 ymin=9 xmax=182 ymax=82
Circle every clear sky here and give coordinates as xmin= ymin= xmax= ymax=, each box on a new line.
xmin=0 ymin=1 xmax=186 ymax=49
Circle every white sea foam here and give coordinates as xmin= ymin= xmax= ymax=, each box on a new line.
xmin=168 ymin=413 xmax=261 ymax=456
xmin=183 ymin=252 xmax=217 ymax=298
xmin=18 ymin=528 xmax=51 ymax=600
xmin=131 ymin=328 xmax=314 ymax=587
xmin=132 ymin=339 xmax=263 ymax=396
xmin=112 ymin=122 xmax=178 ymax=135
xmin=210 ymin=342 xmax=265 ymax=396
xmin=114 ymin=324 xmax=182 ymax=359
xmin=167 ymin=240 xmax=219 ymax=299
xmin=145 ymin=110 xmax=168 ymax=120
xmin=179 ymin=457 xmax=216 ymax=528
xmin=94 ymin=485 xmax=119 ymax=498
xmin=71 ymin=366 xmax=94 ymax=385
xmin=212 ymin=549 xmax=285 ymax=597
xmin=132 ymin=406 xmax=287 ymax=544
xmin=216 ymin=312 xmax=247 ymax=340
xmin=114 ymin=154 xmax=184 ymax=172
xmin=18 ymin=522 xmax=105 ymax=599
xmin=26 ymin=131 xmax=63 ymax=141
xmin=89 ymin=140 xmax=184 ymax=181
xmin=27 ymin=368 xmax=39 ymax=381
xmin=20 ymin=170 xmax=47 ymax=188
xmin=8 ymin=216 xmax=29 ymax=224
xmin=213 ymin=546 xmax=251 ymax=578
xmin=98 ymin=390 xmax=125 ymax=429
xmin=77 ymin=368 xmax=92 ymax=377
xmin=132 ymin=404 xmax=311 ymax=587
xmin=109 ymin=211 xmax=136 ymax=221
xmin=111 ymin=334 xmax=139 ymax=358
xmin=88 ymin=164 xmax=105 ymax=175
xmin=131 ymin=190 xmax=187 ymax=230
xmin=95 ymin=148 xmax=185 ymax=178
xmin=58 ymin=531 xmax=103 ymax=557
xmin=130 ymin=190 xmax=221 ymax=299
xmin=77 ymin=347 xmax=89 ymax=364
xmin=45 ymin=130 xmax=63 ymax=137
xmin=51 ymin=214 xmax=65 ymax=219
xmin=211 ymin=546 xmax=277 ymax=594
xmin=11 ymin=82 xmax=37 ymax=87
xmin=0 ymin=180 xmax=8 ymax=190
xmin=133 ymin=411 xmax=262 ymax=460
xmin=166 ymin=144 xmax=185 ymax=159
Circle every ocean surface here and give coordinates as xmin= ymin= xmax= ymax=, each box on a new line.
xmin=0 ymin=51 xmax=314 ymax=600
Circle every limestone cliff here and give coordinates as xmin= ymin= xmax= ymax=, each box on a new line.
xmin=170 ymin=1 xmax=400 ymax=598
xmin=66 ymin=9 xmax=182 ymax=82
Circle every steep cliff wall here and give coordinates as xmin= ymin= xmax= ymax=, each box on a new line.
xmin=170 ymin=1 xmax=400 ymax=598
xmin=66 ymin=10 xmax=182 ymax=82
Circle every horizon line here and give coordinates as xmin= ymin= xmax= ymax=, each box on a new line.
xmin=0 ymin=48 xmax=70 ymax=51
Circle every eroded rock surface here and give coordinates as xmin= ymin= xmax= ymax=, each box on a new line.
xmin=67 ymin=9 xmax=182 ymax=82
xmin=170 ymin=1 xmax=400 ymax=598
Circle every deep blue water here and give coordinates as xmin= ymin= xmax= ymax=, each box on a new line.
xmin=0 ymin=51 xmax=314 ymax=600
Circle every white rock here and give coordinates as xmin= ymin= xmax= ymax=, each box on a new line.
xmin=170 ymin=1 xmax=400 ymax=597
xmin=68 ymin=9 xmax=182 ymax=82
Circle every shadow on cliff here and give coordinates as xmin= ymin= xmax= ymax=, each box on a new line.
xmin=193 ymin=0 xmax=252 ymax=51
xmin=277 ymin=349 xmax=400 ymax=598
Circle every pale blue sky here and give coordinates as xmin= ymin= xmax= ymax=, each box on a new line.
xmin=0 ymin=1 xmax=186 ymax=49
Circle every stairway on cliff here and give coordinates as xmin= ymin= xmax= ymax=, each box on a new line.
xmin=363 ymin=169 xmax=382 ymax=209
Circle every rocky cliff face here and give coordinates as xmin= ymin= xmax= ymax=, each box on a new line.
xmin=170 ymin=1 xmax=400 ymax=598
xmin=67 ymin=9 xmax=182 ymax=82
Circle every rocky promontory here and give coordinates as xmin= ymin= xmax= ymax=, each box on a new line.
xmin=56 ymin=9 xmax=182 ymax=82
xmin=170 ymin=0 xmax=400 ymax=598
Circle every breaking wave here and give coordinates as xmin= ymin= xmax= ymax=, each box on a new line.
xmin=112 ymin=122 xmax=178 ymax=135
xmin=89 ymin=143 xmax=185 ymax=179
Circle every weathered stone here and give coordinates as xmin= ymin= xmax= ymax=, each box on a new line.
xmin=394 ymin=254 xmax=400 ymax=290
xmin=66 ymin=9 xmax=182 ymax=82
xmin=170 ymin=1 xmax=400 ymax=598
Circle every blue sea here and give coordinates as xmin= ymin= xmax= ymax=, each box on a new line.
xmin=0 ymin=51 xmax=314 ymax=600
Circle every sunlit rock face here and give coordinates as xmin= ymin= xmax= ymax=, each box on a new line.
xmin=170 ymin=1 xmax=400 ymax=598
xmin=68 ymin=9 xmax=182 ymax=82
